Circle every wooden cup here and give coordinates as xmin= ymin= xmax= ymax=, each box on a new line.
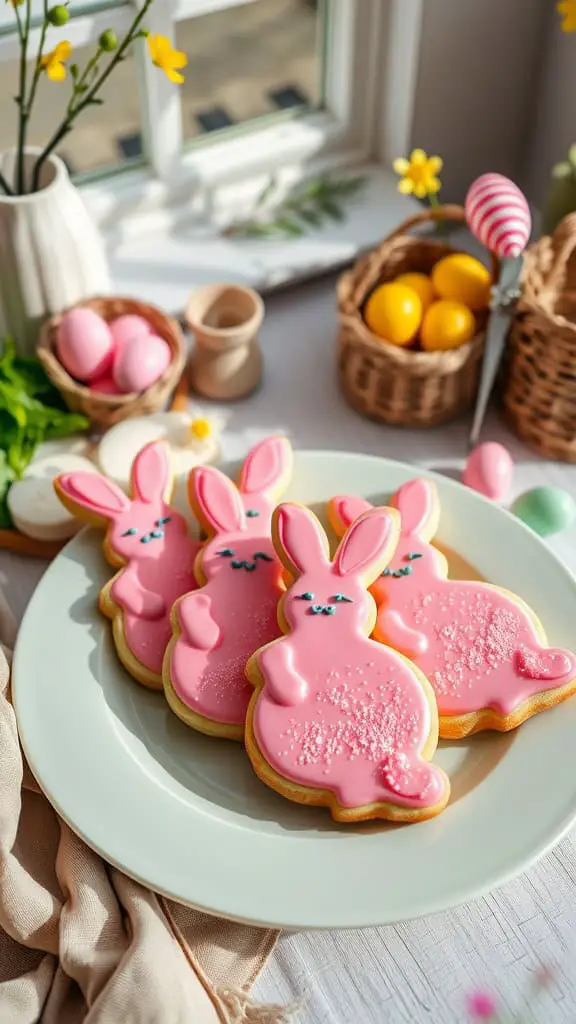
xmin=186 ymin=284 xmax=264 ymax=400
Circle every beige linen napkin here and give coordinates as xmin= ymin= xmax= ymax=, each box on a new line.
xmin=0 ymin=589 xmax=290 ymax=1023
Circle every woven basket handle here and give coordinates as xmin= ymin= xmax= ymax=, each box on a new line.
xmin=383 ymin=203 xmax=499 ymax=278
xmin=548 ymin=213 xmax=576 ymax=288
xmin=383 ymin=203 xmax=466 ymax=242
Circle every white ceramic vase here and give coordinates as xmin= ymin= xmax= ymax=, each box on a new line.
xmin=0 ymin=148 xmax=111 ymax=356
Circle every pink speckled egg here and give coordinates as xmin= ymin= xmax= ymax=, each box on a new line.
xmin=90 ymin=372 xmax=124 ymax=395
xmin=109 ymin=314 xmax=152 ymax=354
xmin=57 ymin=308 xmax=114 ymax=382
xmin=112 ymin=333 xmax=171 ymax=392
xmin=463 ymin=441 xmax=514 ymax=501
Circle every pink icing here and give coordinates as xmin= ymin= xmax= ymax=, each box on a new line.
xmin=168 ymin=437 xmax=293 ymax=727
xmin=329 ymin=479 xmax=576 ymax=720
xmin=56 ymin=442 xmax=200 ymax=677
xmin=252 ymin=504 xmax=448 ymax=810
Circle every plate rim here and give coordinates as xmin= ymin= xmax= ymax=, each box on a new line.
xmin=13 ymin=449 xmax=576 ymax=929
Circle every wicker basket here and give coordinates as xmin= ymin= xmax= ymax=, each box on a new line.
xmin=37 ymin=296 xmax=186 ymax=429
xmin=337 ymin=204 xmax=499 ymax=427
xmin=503 ymin=213 xmax=576 ymax=461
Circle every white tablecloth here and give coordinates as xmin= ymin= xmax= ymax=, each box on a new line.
xmin=5 ymin=276 xmax=576 ymax=1023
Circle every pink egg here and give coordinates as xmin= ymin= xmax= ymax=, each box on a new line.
xmin=463 ymin=442 xmax=514 ymax=501
xmin=465 ymin=173 xmax=531 ymax=259
xmin=109 ymin=314 xmax=153 ymax=354
xmin=90 ymin=372 xmax=124 ymax=395
xmin=57 ymin=308 xmax=114 ymax=382
xmin=113 ymin=334 xmax=171 ymax=392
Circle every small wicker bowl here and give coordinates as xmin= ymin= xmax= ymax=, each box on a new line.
xmin=37 ymin=296 xmax=186 ymax=429
xmin=337 ymin=204 xmax=499 ymax=427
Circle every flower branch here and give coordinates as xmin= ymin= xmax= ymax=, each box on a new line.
xmin=31 ymin=3 xmax=155 ymax=192
xmin=1 ymin=0 xmax=187 ymax=196
xmin=13 ymin=0 xmax=32 ymax=194
xmin=0 ymin=171 xmax=14 ymax=198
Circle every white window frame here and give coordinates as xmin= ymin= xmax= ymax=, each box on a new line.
xmin=0 ymin=0 xmax=425 ymax=255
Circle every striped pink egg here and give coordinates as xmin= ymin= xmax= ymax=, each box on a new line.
xmin=465 ymin=173 xmax=531 ymax=259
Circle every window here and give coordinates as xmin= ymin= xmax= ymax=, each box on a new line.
xmin=0 ymin=0 xmax=422 ymax=244
xmin=176 ymin=0 xmax=325 ymax=144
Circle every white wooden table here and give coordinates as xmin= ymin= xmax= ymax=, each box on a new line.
xmin=5 ymin=276 xmax=576 ymax=1023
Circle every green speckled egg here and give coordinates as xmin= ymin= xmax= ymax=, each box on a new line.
xmin=512 ymin=486 xmax=576 ymax=537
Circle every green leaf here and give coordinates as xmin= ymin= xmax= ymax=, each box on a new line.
xmin=0 ymin=335 xmax=16 ymax=376
xmin=0 ymin=337 xmax=89 ymax=488
xmin=298 ymin=207 xmax=322 ymax=227
xmin=70 ymin=63 xmax=79 ymax=80
xmin=273 ymin=217 xmax=305 ymax=237
xmin=300 ymin=178 xmax=325 ymax=199
xmin=43 ymin=410 xmax=89 ymax=438
xmin=7 ymin=442 xmax=29 ymax=477
xmin=224 ymin=173 xmax=366 ymax=239
xmin=255 ymin=175 xmax=278 ymax=208
xmin=317 ymin=196 xmax=345 ymax=222
xmin=569 ymin=143 xmax=576 ymax=170
xmin=241 ymin=222 xmax=282 ymax=237
xmin=0 ymin=450 xmax=15 ymax=529
xmin=328 ymin=176 xmax=366 ymax=197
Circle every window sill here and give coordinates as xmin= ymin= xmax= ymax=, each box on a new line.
xmin=104 ymin=163 xmax=420 ymax=315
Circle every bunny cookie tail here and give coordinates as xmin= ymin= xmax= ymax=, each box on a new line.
xmin=514 ymin=646 xmax=576 ymax=683
xmin=379 ymin=751 xmax=448 ymax=808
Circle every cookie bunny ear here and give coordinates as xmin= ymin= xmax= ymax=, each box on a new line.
xmin=328 ymin=495 xmax=374 ymax=538
xmin=131 ymin=442 xmax=171 ymax=504
xmin=274 ymin=503 xmax=330 ymax=575
xmin=238 ymin=437 xmax=292 ymax=499
xmin=192 ymin=466 xmax=246 ymax=535
xmin=392 ymin=479 xmax=439 ymax=540
xmin=55 ymin=471 xmax=131 ymax=523
xmin=334 ymin=507 xmax=400 ymax=583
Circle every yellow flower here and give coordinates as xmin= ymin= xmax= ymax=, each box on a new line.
xmin=41 ymin=40 xmax=72 ymax=82
xmin=146 ymin=33 xmax=187 ymax=84
xmin=558 ymin=0 xmax=576 ymax=30
xmin=393 ymin=148 xmax=443 ymax=199
xmin=190 ymin=417 xmax=212 ymax=441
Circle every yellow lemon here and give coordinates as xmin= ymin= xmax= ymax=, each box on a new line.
xmin=432 ymin=253 xmax=492 ymax=311
xmin=420 ymin=299 xmax=476 ymax=352
xmin=364 ymin=282 xmax=422 ymax=346
xmin=395 ymin=272 xmax=435 ymax=313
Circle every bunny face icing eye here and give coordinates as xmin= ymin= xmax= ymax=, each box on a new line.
xmin=379 ymin=538 xmax=428 ymax=579
xmin=205 ymin=537 xmax=277 ymax=578
xmin=285 ymin=571 xmax=369 ymax=632
xmin=122 ymin=527 xmax=138 ymax=537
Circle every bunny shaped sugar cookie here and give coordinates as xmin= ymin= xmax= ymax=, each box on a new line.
xmin=329 ymin=479 xmax=576 ymax=738
xmin=163 ymin=436 xmax=293 ymax=740
xmin=55 ymin=442 xmax=200 ymax=690
xmin=245 ymin=503 xmax=450 ymax=823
